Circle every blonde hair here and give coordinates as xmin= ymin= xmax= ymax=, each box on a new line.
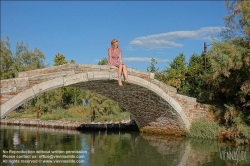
xmin=111 ymin=39 xmax=118 ymax=49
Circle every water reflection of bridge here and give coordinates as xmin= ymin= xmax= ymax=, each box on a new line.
xmin=140 ymin=135 xmax=213 ymax=166
xmin=1 ymin=125 xmax=226 ymax=166
xmin=86 ymin=130 xmax=215 ymax=166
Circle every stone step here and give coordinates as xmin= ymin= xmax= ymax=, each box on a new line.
xmin=1 ymin=94 xmax=17 ymax=99
xmin=0 ymin=98 xmax=8 ymax=102
xmin=0 ymin=94 xmax=17 ymax=105
xmin=28 ymin=70 xmax=75 ymax=81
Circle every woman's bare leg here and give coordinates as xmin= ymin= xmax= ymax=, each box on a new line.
xmin=118 ymin=64 xmax=123 ymax=86
xmin=122 ymin=64 xmax=130 ymax=83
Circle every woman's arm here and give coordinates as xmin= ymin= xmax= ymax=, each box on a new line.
xmin=108 ymin=48 xmax=112 ymax=65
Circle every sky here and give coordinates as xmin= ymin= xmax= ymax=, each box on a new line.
xmin=1 ymin=1 xmax=228 ymax=71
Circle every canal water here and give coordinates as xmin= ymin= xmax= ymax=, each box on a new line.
xmin=0 ymin=125 xmax=249 ymax=166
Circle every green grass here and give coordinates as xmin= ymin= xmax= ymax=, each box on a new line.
xmin=7 ymin=106 xmax=131 ymax=123
xmin=8 ymin=109 xmax=37 ymax=119
xmin=185 ymin=117 xmax=250 ymax=145
xmin=186 ymin=118 xmax=220 ymax=139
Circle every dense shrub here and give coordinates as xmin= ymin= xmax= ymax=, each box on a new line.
xmin=187 ymin=118 xmax=220 ymax=139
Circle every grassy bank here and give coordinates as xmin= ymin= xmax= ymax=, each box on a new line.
xmin=8 ymin=106 xmax=131 ymax=123
xmin=187 ymin=113 xmax=250 ymax=146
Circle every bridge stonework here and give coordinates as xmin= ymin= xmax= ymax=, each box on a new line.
xmin=0 ymin=64 xmax=209 ymax=134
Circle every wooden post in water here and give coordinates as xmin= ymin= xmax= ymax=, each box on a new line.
xmin=36 ymin=107 xmax=39 ymax=118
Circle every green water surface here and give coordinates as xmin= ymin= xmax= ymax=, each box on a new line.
xmin=0 ymin=125 xmax=249 ymax=166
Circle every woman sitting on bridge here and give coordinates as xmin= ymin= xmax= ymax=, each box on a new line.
xmin=108 ymin=39 xmax=130 ymax=86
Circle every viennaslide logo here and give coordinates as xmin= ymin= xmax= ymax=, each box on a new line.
xmin=220 ymin=147 xmax=248 ymax=165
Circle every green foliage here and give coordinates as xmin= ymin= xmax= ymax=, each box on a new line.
xmin=188 ymin=53 xmax=204 ymax=73
xmin=33 ymin=88 xmax=64 ymax=113
xmin=62 ymin=87 xmax=82 ymax=106
xmin=69 ymin=59 xmax=76 ymax=64
xmin=204 ymin=1 xmax=250 ymax=130
xmin=98 ymin=57 xmax=108 ymax=65
xmin=28 ymin=54 xmax=83 ymax=113
xmin=147 ymin=58 xmax=165 ymax=81
xmin=14 ymin=43 xmax=45 ymax=71
xmin=239 ymin=124 xmax=250 ymax=140
xmin=147 ymin=58 xmax=159 ymax=73
xmin=40 ymin=109 xmax=74 ymax=120
xmin=30 ymin=86 xmax=83 ymax=114
xmin=185 ymin=53 xmax=206 ymax=101
xmin=163 ymin=53 xmax=188 ymax=92
xmin=0 ymin=37 xmax=15 ymax=79
xmin=53 ymin=53 xmax=68 ymax=66
xmin=145 ymin=53 xmax=207 ymax=101
xmin=205 ymin=40 xmax=250 ymax=110
xmin=222 ymin=0 xmax=250 ymax=40
xmin=84 ymin=90 xmax=124 ymax=116
xmin=187 ymin=118 xmax=220 ymax=139
xmin=224 ymin=106 xmax=250 ymax=140
xmin=0 ymin=36 xmax=45 ymax=79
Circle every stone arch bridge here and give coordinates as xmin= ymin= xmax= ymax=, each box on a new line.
xmin=0 ymin=64 xmax=208 ymax=134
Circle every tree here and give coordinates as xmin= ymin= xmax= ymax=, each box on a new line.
xmin=163 ymin=53 xmax=188 ymax=93
xmin=203 ymin=0 xmax=250 ymax=127
xmin=205 ymin=0 xmax=250 ymax=108
xmin=54 ymin=53 xmax=68 ymax=66
xmin=84 ymin=90 xmax=123 ymax=116
xmin=98 ymin=57 xmax=108 ymax=65
xmin=146 ymin=58 xmax=166 ymax=81
xmin=70 ymin=59 xmax=76 ymax=64
xmin=63 ymin=87 xmax=82 ymax=106
xmin=0 ymin=37 xmax=45 ymax=79
xmin=206 ymin=40 xmax=250 ymax=107
xmin=14 ymin=43 xmax=45 ymax=72
xmin=147 ymin=58 xmax=159 ymax=73
xmin=0 ymin=37 xmax=15 ymax=79
xmin=221 ymin=0 xmax=250 ymax=40
xmin=186 ymin=53 xmax=206 ymax=101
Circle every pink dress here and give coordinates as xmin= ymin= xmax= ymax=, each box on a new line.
xmin=108 ymin=48 xmax=124 ymax=67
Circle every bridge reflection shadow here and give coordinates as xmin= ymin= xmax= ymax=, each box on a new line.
xmin=85 ymin=131 xmax=219 ymax=166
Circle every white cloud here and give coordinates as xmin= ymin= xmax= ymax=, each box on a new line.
xmin=157 ymin=51 xmax=169 ymax=55
xmin=128 ymin=26 xmax=224 ymax=50
xmin=124 ymin=45 xmax=137 ymax=51
xmin=123 ymin=57 xmax=169 ymax=63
